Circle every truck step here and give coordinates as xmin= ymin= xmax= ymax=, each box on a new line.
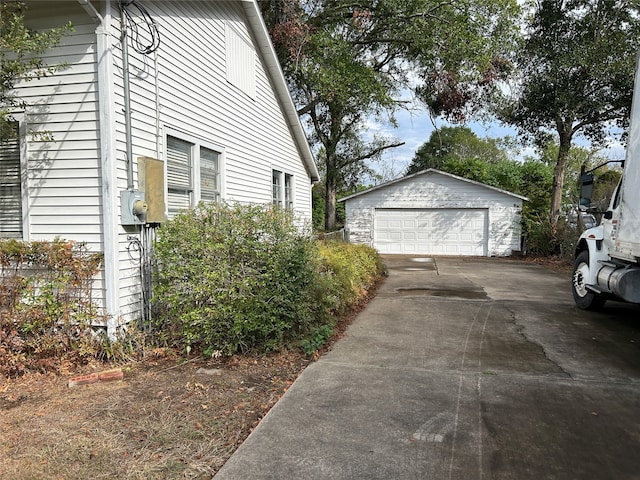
xmin=598 ymin=260 xmax=620 ymax=268
xmin=585 ymin=284 xmax=607 ymax=294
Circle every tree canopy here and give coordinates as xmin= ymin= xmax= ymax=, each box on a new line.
xmin=0 ymin=1 xmax=71 ymax=142
xmin=499 ymin=0 xmax=640 ymax=229
xmin=406 ymin=126 xmax=511 ymax=174
xmin=261 ymin=0 xmax=520 ymax=230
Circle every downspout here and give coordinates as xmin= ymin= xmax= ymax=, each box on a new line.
xmin=79 ymin=0 xmax=120 ymax=338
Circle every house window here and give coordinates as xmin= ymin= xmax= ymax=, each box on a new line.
xmin=285 ymin=174 xmax=293 ymax=210
xmin=272 ymin=170 xmax=294 ymax=210
xmin=200 ymin=147 xmax=220 ymax=203
xmin=0 ymin=122 xmax=23 ymax=239
xmin=166 ymin=136 xmax=193 ymax=218
xmin=166 ymin=134 xmax=223 ymax=218
xmin=272 ymin=170 xmax=283 ymax=207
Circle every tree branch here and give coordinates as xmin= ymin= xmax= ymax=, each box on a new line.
xmin=339 ymin=140 xmax=406 ymax=167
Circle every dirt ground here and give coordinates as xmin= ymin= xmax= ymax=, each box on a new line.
xmin=0 ymin=349 xmax=313 ymax=479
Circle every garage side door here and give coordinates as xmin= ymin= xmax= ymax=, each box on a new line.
xmin=373 ymin=208 xmax=488 ymax=255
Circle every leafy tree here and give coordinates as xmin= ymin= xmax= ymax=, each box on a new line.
xmin=407 ymin=127 xmax=555 ymax=231
xmin=440 ymin=156 xmax=489 ymax=182
xmin=406 ymin=126 xmax=510 ymax=174
xmin=261 ymin=0 xmax=520 ymax=230
xmin=499 ymin=0 xmax=640 ymax=233
xmin=514 ymin=159 xmax=554 ymax=222
xmin=0 ymin=1 xmax=72 ymax=142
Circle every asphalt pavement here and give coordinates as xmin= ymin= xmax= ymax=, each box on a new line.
xmin=215 ymin=255 xmax=640 ymax=479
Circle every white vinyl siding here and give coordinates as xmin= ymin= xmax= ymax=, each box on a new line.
xmin=8 ymin=8 xmax=108 ymax=319
xmin=0 ymin=124 xmax=22 ymax=239
xmin=13 ymin=14 xmax=103 ymax=248
xmin=142 ymin=1 xmax=312 ymax=219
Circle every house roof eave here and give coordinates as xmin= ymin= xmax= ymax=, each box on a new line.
xmin=339 ymin=169 xmax=529 ymax=203
xmin=240 ymin=0 xmax=320 ymax=183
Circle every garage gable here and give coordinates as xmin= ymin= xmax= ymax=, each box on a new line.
xmin=341 ymin=169 xmax=526 ymax=257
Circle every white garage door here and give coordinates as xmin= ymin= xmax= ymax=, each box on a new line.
xmin=374 ymin=208 xmax=488 ymax=255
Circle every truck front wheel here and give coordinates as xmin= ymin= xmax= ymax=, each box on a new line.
xmin=572 ymin=250 xmax=606 ymax=310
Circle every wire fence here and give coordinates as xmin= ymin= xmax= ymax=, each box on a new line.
xmin=316 ymin=229 xmax=348 ymax=242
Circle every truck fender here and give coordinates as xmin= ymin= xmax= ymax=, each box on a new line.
xmin=575 ymin=226 xmax=603 ymax=252
xmin=575 ymin=227 xmax=607 ymax=285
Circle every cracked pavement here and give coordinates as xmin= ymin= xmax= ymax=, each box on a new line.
xmin=215 ymin=255 xmax=640 ymax=480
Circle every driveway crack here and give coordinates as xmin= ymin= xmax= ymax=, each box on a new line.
xmin=504 ymin=305 xmax=574 ymax=380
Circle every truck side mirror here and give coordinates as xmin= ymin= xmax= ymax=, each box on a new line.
xmin=580 ymin=173 xmax=594 ymax=207
xmin=603 ymin=210 xmax=613 ymax=220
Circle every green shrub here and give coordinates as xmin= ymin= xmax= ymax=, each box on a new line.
xmin=300 ymin=324 xmax=334 ymax=355
xmin=152 ymin=204 xmax=385 ymax=356
xmin=315 ymin=241 xmax=385 ymax=313
xmin=153 ymin=203 xmax=327 ymax=355
xmin=296 ymin=241 xmax=383 ymax=354
xmin=524 ymin=216 xmax=579 ymax=259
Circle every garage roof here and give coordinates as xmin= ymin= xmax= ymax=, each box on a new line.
xmin=339 ymin=169 xmax=528 ymax=202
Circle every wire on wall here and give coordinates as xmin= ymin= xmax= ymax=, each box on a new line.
xmin=119 ymin=0 xmax=161 ymax=55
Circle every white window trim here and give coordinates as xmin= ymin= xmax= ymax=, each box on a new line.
xmin=271 ymin=167 xmax=295 ymax=210
xmin=0 ymin=113 xmax=29 ymax=240
xmin=285 ymin=172 xmax=294 ymax=210
xmin=163 ymin=127 xmax=225 ymax=215
xmin=272 ymin=169 xmax=283 ymax=207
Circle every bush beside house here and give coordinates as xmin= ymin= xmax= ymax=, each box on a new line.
xmin=0 ymin=204 xmax=384 ymax=376
xmin=0 ymin=239 xmax=105 ymax=376
xmin=152 ymin=202 xmax=384 ymax=357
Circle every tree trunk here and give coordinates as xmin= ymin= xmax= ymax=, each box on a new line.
xmin=550 ymin=128 xmax=573 ymax=232
xmin=324 ymin=150 xmax=338 ymax=231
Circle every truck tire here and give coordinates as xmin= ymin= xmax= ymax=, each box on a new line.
xmin=572 ymin=250 xmax=606 ymax=310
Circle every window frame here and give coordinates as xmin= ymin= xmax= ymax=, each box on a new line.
xmin=272 ymin=169 xmax=283 ymax=208
xmin=166 ymin=135 xmax=194 ymax=217
xmin=199 ymin=146 xmax=221 ymax=204
xmin=272 ymin=169 xmax=294 ymax=210
xmin=0 ymin=116 xmax=28 ymax=239
xmin=163 ymin=128 xmax=224 ymax=218
xmin=285 ymin=173 xmax=294 ymax=210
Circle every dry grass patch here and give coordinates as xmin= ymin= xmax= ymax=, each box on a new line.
xmin=0 ymin=351 xmax=311 ymax=479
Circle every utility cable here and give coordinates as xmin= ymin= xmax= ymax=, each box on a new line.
xmin=119 ymin=0 xmax=161 ymax=55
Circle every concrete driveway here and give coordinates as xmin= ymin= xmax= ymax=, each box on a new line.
xmin=215 ymin=256 xmax=640 ymax=479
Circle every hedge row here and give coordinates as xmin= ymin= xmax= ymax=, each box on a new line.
xmin=152 ymin=203 xmax=384 ymax=356
xmin=0 ymin=204 xmax=384 ymax=375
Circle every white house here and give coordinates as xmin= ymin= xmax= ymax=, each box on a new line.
xmin=340 ymin=169 xmax=526 ymax=256
xmin=0 ymin=0 xmax=319 ymax=336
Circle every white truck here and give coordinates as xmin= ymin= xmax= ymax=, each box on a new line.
xmin=572 ymin=59 xmax=640 ymax=310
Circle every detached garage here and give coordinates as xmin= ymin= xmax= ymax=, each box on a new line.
xmin=341 ymin=169 xmax=527 ymax=256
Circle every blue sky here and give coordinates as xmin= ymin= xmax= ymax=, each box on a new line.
xmin=365 ymin=106 xmax=627 ymax=182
